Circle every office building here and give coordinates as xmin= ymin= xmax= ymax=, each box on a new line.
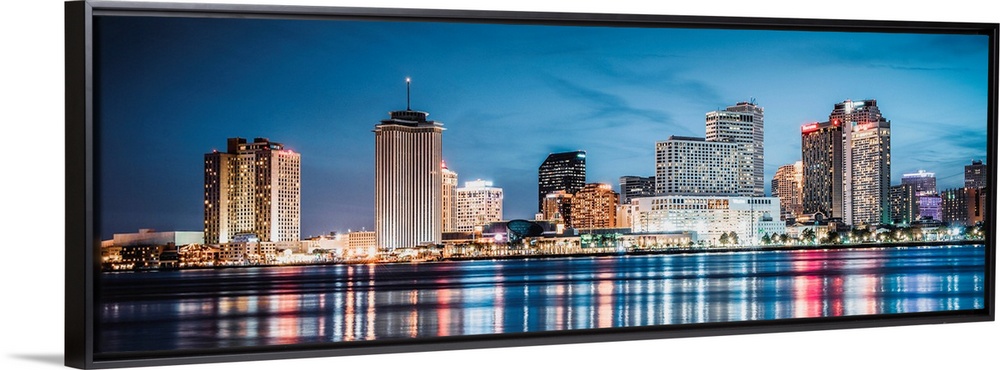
xmin=941 ymin=187 xmax=987 ymax=226
xmin=619 ymin=175 xmax=655 ymax=204
xmin=570 ymin=183 xmax=618 ymax=229
xmin=771 ymin=161 xmax=803 ymax=222
xmin=541 ymin=190 xmax=574 ymax=225
xmin=456 ymin=180 xmax=504 ymax=232
xmin=965 ymin=160 xmax=987 ymax=189
xmin=374 ymin=80 xmax=444 ymax=249
xmin=889 ymin=184 xmax=918 ymax=225
xmin=538 ymin=151 xmax=586 ymax=211
xmin=902 ymin=170 xmax=940 ymax=220
xmin=204 ymin=137 xmax=301 ymax=244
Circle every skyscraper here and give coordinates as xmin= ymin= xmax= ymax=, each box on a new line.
xmin=374 ymin=79 xmax=444 ymax=249
xmin=456 ymin=180 xmax=504 ymax=232
xmin=538 ymin=151 xmax=586 ymax=211
xmin=902 ymin=170 xmax=940 ymax=220
xmin=619 ymin=175 xmax=655 ymax=205
xmin=656 ymin=101 xmax=763 ymax=197
xmin=441 ymin=161 xmax=458 ymax=233
xmin=889 ymin=183 xmax=918 ymax=225
xmin=570 ymin=183 xmax=618 ymax=229
xmin=771 ymin=161 xmax=803 ymax=222
xmin=965 ymin=159 xmax=987 ymax=189
xmin=801 ymin=120 xmax=844 ymax=220
xmin=204 ymin=137 xmax=301 ymax=244
xmin=833 ymin=99 xmax=890 ymax=226
xmin=707 ymin=101 xmax=765 ymax=196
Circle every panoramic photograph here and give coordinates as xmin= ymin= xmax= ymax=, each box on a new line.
xmin=93 ymin=14 xmax=989 ymax=354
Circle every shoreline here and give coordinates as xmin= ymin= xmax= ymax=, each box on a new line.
xmin=104 ymin=239 xmax=986 ymax=273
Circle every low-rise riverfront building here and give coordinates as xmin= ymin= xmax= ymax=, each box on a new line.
xmin=629 ymin=195 xmax=784 ymax=246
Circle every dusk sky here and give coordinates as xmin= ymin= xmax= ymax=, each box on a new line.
xmin=96 ymin=15 xmax=989 ymax=239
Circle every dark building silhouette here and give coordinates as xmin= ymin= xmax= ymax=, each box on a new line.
xmin=538 ymin=151 xmax=586 ymax=212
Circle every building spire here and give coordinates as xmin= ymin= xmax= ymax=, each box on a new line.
xmin=406 ymin=77 xmax=411 ymax=111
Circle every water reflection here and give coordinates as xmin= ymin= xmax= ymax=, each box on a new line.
xmin=97 ymin=245 xmax=986 ymax=353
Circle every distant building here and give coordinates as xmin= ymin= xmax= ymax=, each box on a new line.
xmin=374 ymin=81 xmax=444 ymax=249
xmin=941 ymin=187 xmax=987 ymax=226
xmin=630 ymin=195 xmax=784 ymax=246
xmin=456 ymin=180 xmax=504 ymax=232
xmin=538 ymin=151 xmax=586 ymax=212
xmin=889 ymin=184 xmax=918 ymax=225
xmin=570 ymin=183 xmax=619 ymax=229
xmin=347 ymin=230 xmax=377 ymax=259
xmin=541 ymin=190 xmax=574 ymax=225
xmin=903 ymin=170 xmax=940 ymax=220
xmin=204 ymin=137 xmax=301 ymax=244
xmin=771 ymin=161 xmax=803 ymax=222
xmin=112 ymin=228 xmax=204 ymax=247
xmin=965 ymin=160 xmax=987 ymax=189
xmin=619 ymin=175 xmax=655 ymax=205
xmin=442 ymin=161 xmax=458 ymax=233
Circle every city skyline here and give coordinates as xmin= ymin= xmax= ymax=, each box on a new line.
xmin=96 ymin=16 xmax=989 ymax=239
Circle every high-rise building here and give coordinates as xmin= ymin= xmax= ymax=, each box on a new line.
xmin=902 ymin=170 xmax=937 ymax=196
xmin=965 ymin=160 xmax=987 ymax=189
xmin=441 ymin=161 xmax=458 ymax=233
xmin=570 ymin=183 xmax=618 ymax=229
xmin=619 ymin=175 xmax=655 ymax=205
xmin=374 ymin=79 xmax=444 ymax=249
xmin=538 ymin=151 xmax=586 ymax=211
xmin=456 ymin=180 xmax=504 ymax=232
xmin=833 ymin=100 xmax=890 ymax=226
xmin=655 ymin=136 xmax=740 ymax=195
xmin=801 ymin=120 xmax=844 ymax=220
xmin=656 ymin=101 xmax=764 ymax=197
xmin=771 ymin=161 xmax=803 ymax=222
xmin=707 ymin=101 xmax=765 ymax=196
xmin=902 ymin=170 xmax=940 ymax=220
xmin=889 ymin=183 xmax=918 ymax=225
xmin=541 ymin=190 xmax=574 ymax=225
xmin=204 ymin=137 xmax=301 ymax=244
xmin=941 ymin=187 xmax=987 ymax=226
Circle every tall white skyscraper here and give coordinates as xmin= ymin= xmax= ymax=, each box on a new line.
xmin=204 ymin=137 xmax=301 ymax=244
xmin=833 ymin=100 xmax=891 ymax=226
xmin=374 ymin=79 xmax=444 ymax=249
xmin=456 ymin=180 xmax=503 ymax=232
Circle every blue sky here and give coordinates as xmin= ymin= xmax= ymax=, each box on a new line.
xmin=96 ymin=15 xmax=989 ymax=239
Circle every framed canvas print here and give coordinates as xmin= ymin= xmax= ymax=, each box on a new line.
xmin=64 ymin=0 xmax=997 ymax=369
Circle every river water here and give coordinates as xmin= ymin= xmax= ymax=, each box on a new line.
xmin=97 ymin=244 xmax=986 ymax=353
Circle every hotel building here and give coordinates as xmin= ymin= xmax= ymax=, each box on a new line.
xmin=374 ymin=88 xmax=444 ymax=249
xmin=629 ymin=195 xmax=784 ymax=246
xmin=538 ymin=151 xmax=587 ymax=211
xmin=570 ymin=183 xmax=619 ymax=230
xmin=204 ymin=137 xmax=301 ymax=244
xmin=834 ymin=99 xmax=891 ymax=226
xmin=800 ymin=120 xmax=844 ymax=220
xmin=965 ymin=160 xmax=987 ymax=189
xmin=656 ymin=101 xmax=763 ymax=197
xmin=456 ymin=180 xmax=504 ymax=232
xmin=771 ymin=161 xmax=803 ymax=222
xmin=889 ymin=183 xmax=918 ymax=225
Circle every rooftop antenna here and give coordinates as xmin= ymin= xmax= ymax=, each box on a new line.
xmin=406 ymin=77 xmax=411 ymax=111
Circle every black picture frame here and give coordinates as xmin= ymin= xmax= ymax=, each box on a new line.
xmin=64 ymin=1 xmax=998 ymax=369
